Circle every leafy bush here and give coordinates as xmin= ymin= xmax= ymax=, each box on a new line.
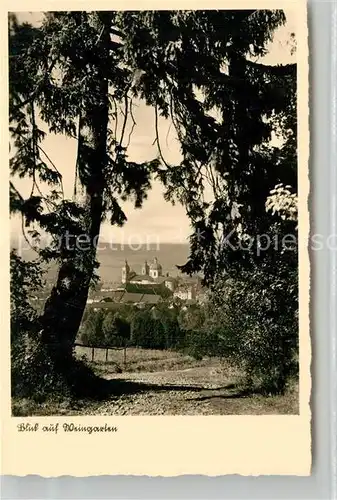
xmin=10 ymin=251 xmax=56 ymax=400
xmin=10 ymin=250 xmax=43 ymax=341
xmin=80 ymin=309 xmax=106 ymax=346
xmin=178 ymin=304 xmax=205 ymax=331
xmin=102 ymin=312 xmax=131 ymax=347
xmin=131 ymin=310 xmax=163 ymax=349
xmin=203 ymin=267 xmax=298 ymax=394
xmin=10 ymin=251 xmax=103 ymax=401
xmin=266 ymin=184 xmax=298 ymax=222
xmin=180 ymin=326 xmax=225 ymax=360
xmin=12 ymin=329 xmax=71 ymax=401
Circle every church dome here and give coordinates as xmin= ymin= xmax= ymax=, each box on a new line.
xmin=150 ymin=257 xmax=162 ymax=271
xmin=142 ymin=260 xmax=150 ymax=275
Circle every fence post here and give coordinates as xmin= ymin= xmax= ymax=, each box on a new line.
xmin=91 ymin=347 xmax=94 ymax=362
xmin=105 ymin=348 xmax=108 ymax=362
xmin=124 ymin=346 xmax=126 ymax=369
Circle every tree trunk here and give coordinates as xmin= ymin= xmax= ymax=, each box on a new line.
xmin=40 ymin=17 xmax=111 ymax=373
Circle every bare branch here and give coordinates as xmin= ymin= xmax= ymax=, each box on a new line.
xmin=74 ymin=111 xmax=87 ymax=199
xmin=111 ymin=96 xmax=119 ymax=143
xmin=30 ymin=101 xmax=38 ymax=198
xmin=205 ymin=164 xmax=220 ymax=200
xmin=119 ymin=94 xmax=129 ymax=148
xmin=126 ymin=98 xmax=136 ymax=148
xmin=28 ymin=103 xmax=56 ymax=211
xmin=95 ymin=25 xmax=105 ymax=46
xmin=165 ymin=121 xmax=173 ymax=148
xmin=154 ymin=105 xmax=171 ymax=169
xmin=110 ymin=27 xmax=124 ymax=38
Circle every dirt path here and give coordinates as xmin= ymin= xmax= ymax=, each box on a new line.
xmin=90 ymin=366 xmax=297 ymax=415
xmin=12 ymin=363 xmax=298 ymax=416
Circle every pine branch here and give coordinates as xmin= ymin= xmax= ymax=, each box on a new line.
xmin=21 ymin=212 xmax=39 ymax=254
xmin=246 ymin=61 xmax=296 ymax=76
xmin=11 ymin=88 xmax=42 ymax=115
xmin=11 ymin=58 xmax=58 ymax=114
xmin=37 ymin=145 xmax=65 ymax=199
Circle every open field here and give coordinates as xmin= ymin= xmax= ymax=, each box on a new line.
xmin=75 ymin=345 xmax=214 ymax=373
xmin=12 ymin=348 xmax=299 ymax=416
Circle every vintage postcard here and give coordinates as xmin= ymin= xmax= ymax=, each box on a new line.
xmin=1 ymin=0 xmax=310 ymax=476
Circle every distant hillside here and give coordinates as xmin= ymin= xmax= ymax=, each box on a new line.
xmin=97 ymin=243 xmax=189 ymax=283
xmin=11 ymin=241 xmax=190 ymax=284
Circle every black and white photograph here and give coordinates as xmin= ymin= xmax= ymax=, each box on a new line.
xmin=9 ymin=7 xmax=302 ymax=419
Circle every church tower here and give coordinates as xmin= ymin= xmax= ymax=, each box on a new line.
xmin=149 ymin=257 xmax=163 ymax=280
xmin=142 ymin=260 xmax=150 ymax=276
xmin=122 ymin=260 xmax=130 ymax=284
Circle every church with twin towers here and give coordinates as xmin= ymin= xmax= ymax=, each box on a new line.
xmin=121 ymin=257 xmax=176 ymax=291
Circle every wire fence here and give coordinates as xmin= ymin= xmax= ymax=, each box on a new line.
xmin=74 ymin=342 xmax=127 ymax=366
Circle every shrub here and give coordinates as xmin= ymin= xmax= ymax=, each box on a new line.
xmin=11 ymin=329 xmax=70 ymax=401
xmin=10 ymin=251 xmax=103 ymax=402
xmin=131 ymin=310 xmax=161 ymax=349
xmin=182 ymin=328 xmax=225 ymax=360
xmin=10 ymin=250 xmax=54 ymax=400
xmin=178 ymin=304 xmax=205 ymax=331
xmin=205 ymin=267 xmax=298 ymax=394
xmin=80 ymin=309 xmax=105 ymax=346
xmin=102 ymin=312 xmax=131 ymax=347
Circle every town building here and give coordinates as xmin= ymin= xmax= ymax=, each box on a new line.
xmin=85 ymin=257 xmax=206 ymax=309
xmin=173 ymin=284 xmax=197 ymax=301
xmin=87 ymin=289 xmax=162 ymax=311
xmin=121 ymin=257 xmax=177 ymax=291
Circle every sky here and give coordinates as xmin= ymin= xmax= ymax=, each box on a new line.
xmin=10 ymin=10 xmax=296 ymax=246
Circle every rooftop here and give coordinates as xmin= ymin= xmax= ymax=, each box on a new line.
xmin=130 ymin=274 xmax=155 ymax=282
